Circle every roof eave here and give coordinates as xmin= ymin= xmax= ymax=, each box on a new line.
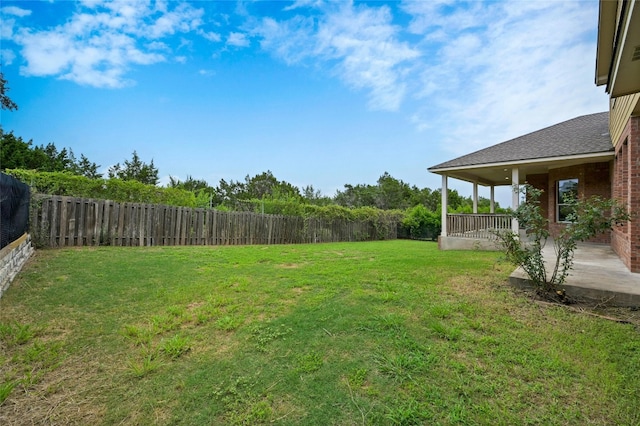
xmin=608 ymin=1 xmax=640 ymax=97
xmin=595 ymin=0 xmax=618 ymax=87
xmin=428 ymin=151 xmax=614 ymax=175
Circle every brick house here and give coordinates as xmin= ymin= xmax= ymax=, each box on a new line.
xmin=428 ymin=0 xmax=640 ymax=272
xmin=595 ymin=0 xmax=640 ymax=272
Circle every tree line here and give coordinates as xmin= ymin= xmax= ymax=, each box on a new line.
xmin=1 ymin=73 xmax=503 ymax=240
xmin=1 ymin=129 xmax=498 ymax=213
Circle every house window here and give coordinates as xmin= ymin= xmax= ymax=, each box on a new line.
xmin=557 ymin=179 xmax=578 ymax=222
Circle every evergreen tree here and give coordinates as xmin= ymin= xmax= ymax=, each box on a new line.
xmin=108 ymin=151 xmax=159 ymax=185
xmin=0 ymin=73 xmax=18 ymax=111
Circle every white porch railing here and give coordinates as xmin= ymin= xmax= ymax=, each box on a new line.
xmin=447 ymin=214 xmax=512 ymax=239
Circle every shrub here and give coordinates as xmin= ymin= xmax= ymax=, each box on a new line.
xmin=401 ymin=205 xmax=441 ymax=241
xmin=495 ymin=184 xmax=630 ymax=297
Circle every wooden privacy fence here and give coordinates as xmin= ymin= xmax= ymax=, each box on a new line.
xmin=31 ymin=195 xmax=397 ymax=247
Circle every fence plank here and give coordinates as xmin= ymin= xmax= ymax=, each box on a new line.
xmin=47 ymin=198 xmax=56 ymax=247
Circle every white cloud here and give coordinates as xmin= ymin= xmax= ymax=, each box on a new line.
xmin=147 ymin=41 xmax=169 ymax=51
xmin=222 ymin=0 xmax=592 ymax=161
xmin=199 ymin=30 xmax=222 ymax=42
xmin=252 ymin=3 xmax=420 ymax=111
xmin=283 ymin=0 xmax=324 ymax=12
xmin=3 ymin=0 xmax=608 ymax=153
xmin=1 ymin=17 xmax=15 ymax=39
xmin=401 ymin=0 xmax=486 ymax=37
xmin=145 ymin=3 xmax=203 ymax=39
xmin=9 ymin=0 xmax=204 ymax=88
xmin=404 ymin=1 xmax=607 ymax=153
xmin=1 ymin=6 xmax=32 ymax=17
xmin=1 ymin=49 xmax=16 ymax=65
xmin=252 ymin=16 xmax=315 ymax=65
xmin=198 ymin=69 xmax=215 ymax=77
xmin=227 ymin=32 xmax=250 ymax=47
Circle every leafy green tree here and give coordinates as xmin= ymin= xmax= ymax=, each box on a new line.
xmin=32 ymin=143 xmax=73 ymax=172
xmin=169 ymin=175 xmax=218 ymax=207
xmin=244 ymin=170 xmax=301 ymax=200
xmin=168 ymin=175 xmax=210 ymax=192
xmin=334 ymin=183 xmax=378 ymax=208
xmin=495 ymin=184 xmax=630 ymax=299
xmin=108 ymin=151 xmax=159 ymax=185
xmin=73 ymin=154 xmax=102 ymax=179
xmin=375 ymin=172 xmax=412 ymax=210
xmin=0 ymin=130 xmax=101 ymax=177
xmin=0 ymin=130 xmax=34 ymax=170
xmin=409 ymin=186 xmax=434 ymax=209
xmin=214 ymin=171 xmax=301 ymax=207
xmin=215 ymin=178 xmax=246 ymax=203
xmin=334 ymin=172 xmax=480 ymax=213
xmin=302 ymin=185 xmax=333 ymax=206
xmin=0 ymin=73 xmax=18 ymax=111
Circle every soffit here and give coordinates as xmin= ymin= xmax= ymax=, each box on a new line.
xmin=607 ymin=1 xmax=640 ymax=97
xmin=596 ymin=0 xmax=618 ymax=86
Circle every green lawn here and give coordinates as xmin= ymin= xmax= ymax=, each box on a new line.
xmin=1 ymin=240 xmax=639 ymax=425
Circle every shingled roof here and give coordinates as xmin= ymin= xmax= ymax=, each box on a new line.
xmin=429 ymin=112 xmax=612 ymax=171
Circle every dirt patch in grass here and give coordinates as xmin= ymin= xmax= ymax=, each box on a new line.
xmin=277 ymin=263 xmax=301 ymax=269
xmin=0 ymin=354 xmax=109 ymax=425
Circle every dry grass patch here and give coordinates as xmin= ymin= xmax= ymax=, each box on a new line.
xmin=0 ymin=353 xmax=109 ymax=425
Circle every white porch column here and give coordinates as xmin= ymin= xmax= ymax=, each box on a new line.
xmin=490 ymin=186 xmax=495 ymax=214
xmin=472 ymin=182 xmax=478 ymax=214
xmin=511 ymin=167 xmax=520 ymax=234
xmin=441 ymin=174 xmax=448 ymax=237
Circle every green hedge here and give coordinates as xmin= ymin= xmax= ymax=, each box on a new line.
xmin=6 ymin=169 xmax=209 ymax=208
xmin=224 ymin=199 xmax=404 ymax=240
xmin=7 ymin=170 xmax=407 ymax=238
xmin=229 ymin=198 xmax=403 ymax=222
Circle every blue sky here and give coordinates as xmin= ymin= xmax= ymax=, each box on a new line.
xmin=1 ymin=0 xmax=608 ymax=207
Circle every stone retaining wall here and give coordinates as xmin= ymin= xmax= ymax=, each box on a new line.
xmin=0 ymin=233 xmax=34 ymax=299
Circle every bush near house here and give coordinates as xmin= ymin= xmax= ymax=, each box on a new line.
xmin=495 ymin=184 xmax=630 ymax=299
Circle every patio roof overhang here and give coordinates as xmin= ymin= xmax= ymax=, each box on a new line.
xmin=428 ymin=152 xmax=614 ymax=187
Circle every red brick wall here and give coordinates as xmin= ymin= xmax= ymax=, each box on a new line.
xmin=525 ymin=162 xmax=612 ymax=244
xmin=611 ymin=116 xmax=640 ymax=272
xmin=525 ymin=173 xmax=549 ymax=230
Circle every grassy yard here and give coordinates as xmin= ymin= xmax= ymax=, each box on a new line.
xmin=1 ymin=240 xmax=639 ymax=425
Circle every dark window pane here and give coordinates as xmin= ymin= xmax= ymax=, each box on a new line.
xmin=557 ymin=178 xmax=578 ymax=222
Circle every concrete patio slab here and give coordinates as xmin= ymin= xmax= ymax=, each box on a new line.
xmin=509 ymin=241 xmax=640 ymax=307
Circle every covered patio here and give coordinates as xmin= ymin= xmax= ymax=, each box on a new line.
xmin=435 ymin=166 xmax=518 ymax=250
xmin=428 ymin=112 xmax=614 ymax=251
